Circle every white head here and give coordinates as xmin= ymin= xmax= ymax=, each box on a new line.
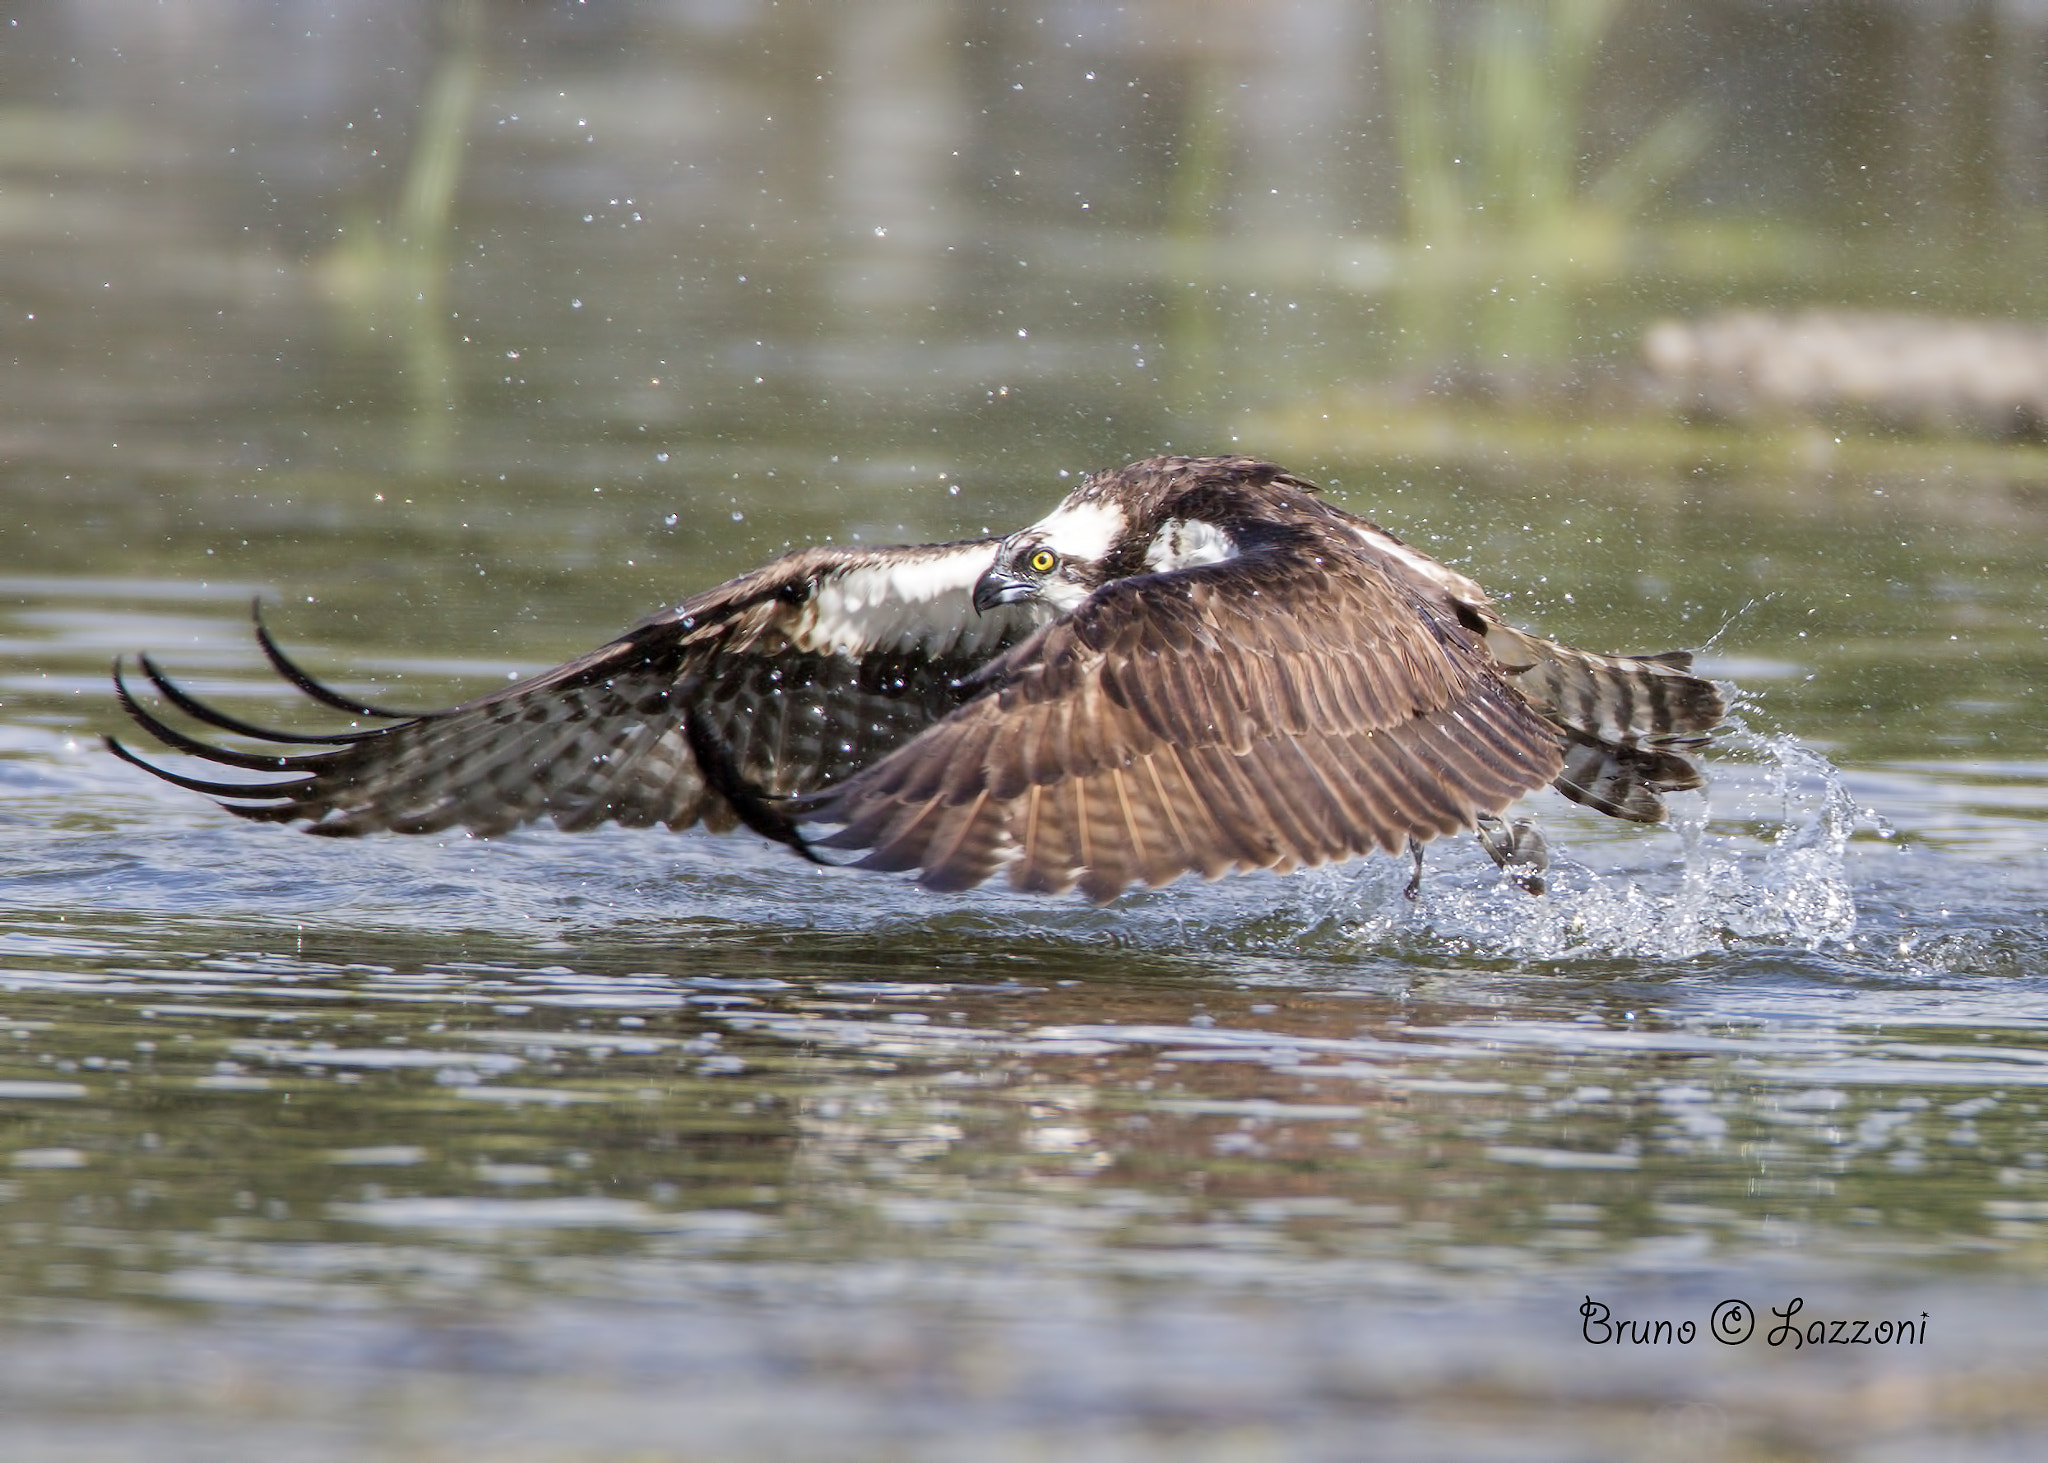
xmin=969 ymin=460 xmax=1250 ymax=616
xmin=972 ymin=496 xmax=1131 ymax=615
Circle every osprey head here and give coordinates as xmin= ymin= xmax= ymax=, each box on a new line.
xmin=971 ymin=457 xmax=1265 ymax=616
xmin=973 ymin=496 xmax=1126 ymax=615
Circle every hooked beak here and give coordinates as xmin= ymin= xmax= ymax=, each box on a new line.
xmin=972 ymin=564 xmax=1036 ymax=615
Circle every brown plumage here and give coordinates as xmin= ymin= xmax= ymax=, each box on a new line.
xmin=109 ymin=455 xmax=1726 ymax=903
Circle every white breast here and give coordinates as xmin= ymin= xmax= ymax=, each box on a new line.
xmin=793 ymin=544 xmax=1010 ymax=656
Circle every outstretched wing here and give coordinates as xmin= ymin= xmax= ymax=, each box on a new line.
xmin=109 ymin=541 xmax=1044 ymax=840
xmin=1330 ymin=502 xmax=1726 ymax=824
xmin=799 ymin=534 xmax=1569 ymax=903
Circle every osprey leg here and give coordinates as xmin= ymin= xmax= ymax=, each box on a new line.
xmin=1476 ymin=814 xmax=1549 ymax=896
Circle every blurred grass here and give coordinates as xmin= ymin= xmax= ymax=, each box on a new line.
xmin=1382 ymin=0 xmax=1711 ymax=381
xmin=1163 ymin=62 xmax=1236 ymax=422
xmin=0 ymin=108 xmax=134 ymax=171
xmin=314 ymin=0 xmax=485 ymax=470
xmin=1257 ymin=391 xmax=2048 ymax=487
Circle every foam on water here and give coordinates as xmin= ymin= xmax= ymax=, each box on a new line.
xmin=11 ymin=700 xmax=2011 ymax=975
xmin=1290 ymin=723 xmax=1881 ymax=962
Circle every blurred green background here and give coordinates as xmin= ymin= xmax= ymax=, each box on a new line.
xmin=5 ymin=0 xmax=2044 ymax=769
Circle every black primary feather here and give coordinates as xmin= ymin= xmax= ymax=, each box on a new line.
xmin=112 ymin=457 xmax=1728 ymax=901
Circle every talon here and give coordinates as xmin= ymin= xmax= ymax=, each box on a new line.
xmin=1476 ymin=814 xmax=1549 ymax=896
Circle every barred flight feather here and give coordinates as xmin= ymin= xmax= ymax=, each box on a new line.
xmin=113 ymin=455 xmax=1730 ymax=903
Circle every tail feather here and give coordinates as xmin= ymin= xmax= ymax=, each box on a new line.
xmin=1488 ymin=629 xmax=1726 ymax=824
xmin=1552 ymin=735 xmax=1705 ymax=823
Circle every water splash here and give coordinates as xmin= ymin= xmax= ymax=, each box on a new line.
xmin=1293 ymin=723 xmax=1877 ymax=961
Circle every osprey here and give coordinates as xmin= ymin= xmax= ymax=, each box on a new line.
xmin=110 ymin=455 xmax=1725 ymax=904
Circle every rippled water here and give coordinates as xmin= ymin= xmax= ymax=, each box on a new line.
xmin=8 ymin=3 xmax=2048 ymax=1457
xmin=9 ymin=440 xmax=2048 ymax=1462
xmin=5 ymin=570 xmax=2048 ymax=1457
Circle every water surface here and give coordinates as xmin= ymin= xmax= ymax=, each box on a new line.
xmin=4 ymin=3 xmax=2048 ymax=1458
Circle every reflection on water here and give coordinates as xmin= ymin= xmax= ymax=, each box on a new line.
xmin=6 ymin=0 xmax=2048 ymax=1456
xmin=5 ymin=866 xmax=2048 ymax=1453
xmin=6 ymin=616 xmax=2047 ymax=1462
xmin=6 ymin=892 xmax=2048 ymax=1299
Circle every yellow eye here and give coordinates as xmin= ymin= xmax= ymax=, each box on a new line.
xmin=1028 ymin=548 xmax=1058 ymax=574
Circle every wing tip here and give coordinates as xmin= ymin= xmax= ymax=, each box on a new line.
xmin=251 ymin=602 xmax=429 ymax=720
